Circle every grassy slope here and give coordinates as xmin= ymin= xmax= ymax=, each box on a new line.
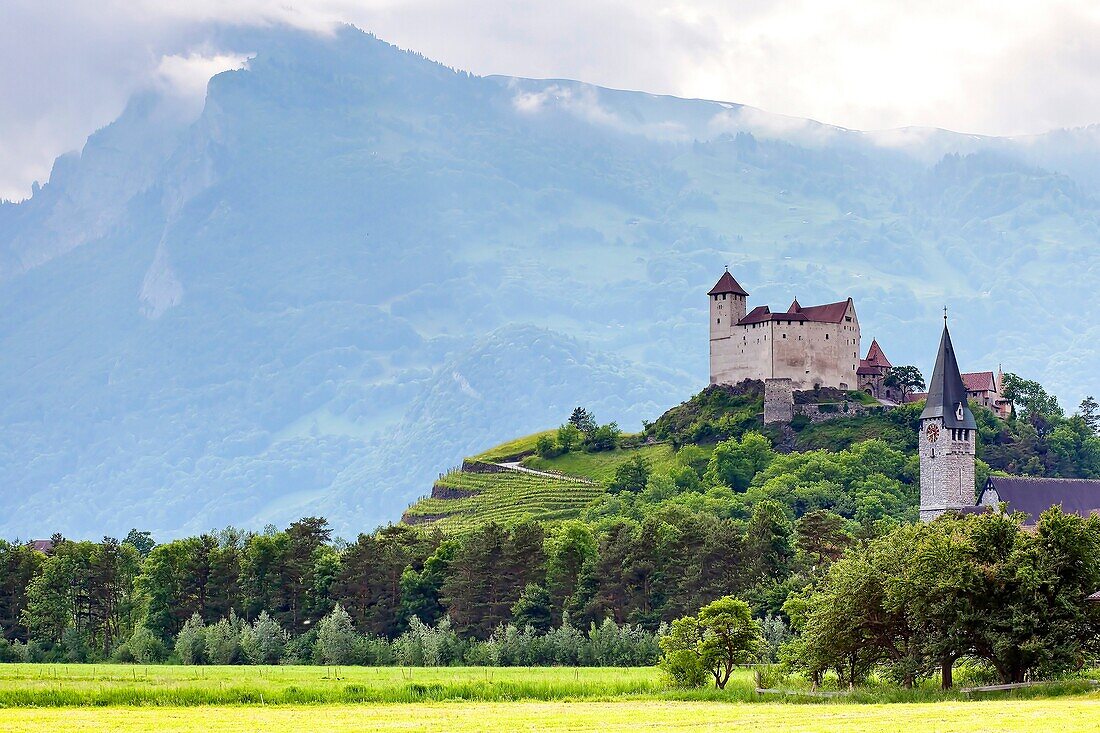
xmin=523 ymin=443 xmax=689 ymax=483
xmin=470 ymin=431 xmax=557 ymax=462
xmin=9 ymin=699 xmax=1100 ymax=733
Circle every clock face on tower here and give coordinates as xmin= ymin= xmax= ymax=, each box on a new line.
xmin=925 ymin=423 xmax=940 ymax=443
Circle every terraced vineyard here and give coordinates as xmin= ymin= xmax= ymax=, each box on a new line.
xmin=402 ymin=467 xmax=605 ymax=531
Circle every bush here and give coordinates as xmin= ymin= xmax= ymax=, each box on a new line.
xmin=122 ymin=627 xmax=167 ymax=663
xmin=584 ymin=423 xmax=621 ymax=452
xmin=608 ymin=454 xmax=650 ymax=494
xmin=240 ymin=611 xmax=288 ymax=665
xmin=60 ymin=626 xmax=92 ymax=663
xmin=660 ymin=648 xmax=708 ymax=688
xmin=395 ymin=617 xmax=463 ymax=666
xmin=535 ymin=435 xmax=559 ymax=458
xmin=0 ymin=637 xmax=20 ymax=663
xmin=175 ymin=613 xmax=206 ymax=665
xmin=283 ymin=628 xmax=316 ymax=665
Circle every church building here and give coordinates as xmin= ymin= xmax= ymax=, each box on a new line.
xmin=919 ymin=319 xmax=1100 ymax=524
xmin=708 ymin=268 xmax=861 ymax=390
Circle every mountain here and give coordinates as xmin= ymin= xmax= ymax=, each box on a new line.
xmin=4 ymin=24 xmax=1100 ymax=540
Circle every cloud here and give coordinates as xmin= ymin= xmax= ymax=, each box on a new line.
xmin=2 ymin=1 xmax=1100 ymax=200
xmin=154 ymin=51 xmax=251 ymax=101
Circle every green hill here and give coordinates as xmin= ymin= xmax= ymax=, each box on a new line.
xmin=401 ymin=375 xmax=1088 ymax=532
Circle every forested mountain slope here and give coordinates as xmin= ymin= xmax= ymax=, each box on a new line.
xmin=4 ymin=24 xmax=1100 ymax=539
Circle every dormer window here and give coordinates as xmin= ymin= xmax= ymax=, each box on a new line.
xmin=955 ymin=403 xmax=965 ymax=421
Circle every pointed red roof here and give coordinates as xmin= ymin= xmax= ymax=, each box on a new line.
xmin=788 ymin=299 xmax=802 ymax=313
xmin=962 ymin=371 xmax=996 ymax=392
xmin=864 ymin=339 xmax=891 ymax=369
xmin=708 ymin=270 xmax=749 ymax=297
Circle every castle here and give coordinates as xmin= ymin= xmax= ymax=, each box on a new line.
xmin=707 ymin=269 xmax=1010 ymax=413
xmin=708 ymin=269 xmax=861 ymax=391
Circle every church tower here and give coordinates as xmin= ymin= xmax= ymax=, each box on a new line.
xmin=708 ymin=268 xmax=748 ymax=385
xmin=919 ymin=319 xmax=977 ymax=521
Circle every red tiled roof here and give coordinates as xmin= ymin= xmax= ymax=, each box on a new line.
xmin=962 ymin=371 xmax=997 ymax=392
xmin=864 ymin=339 xmax=891 ymax=368
xmin=736 ymin=298 xmax=853 ymax=326
xmin=29 ymin=539 xmax=54 ymax=553
xmin=857 ymin=364 xmax=879 ymax=376
xmin=906 ymin=392 xmax=928 ymax=403
xmin=708 ymin=271 xmax=749 ymax=296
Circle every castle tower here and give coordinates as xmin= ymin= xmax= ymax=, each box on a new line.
xmin=919 ymin=319 xmax=977 ymax=521
xmin=708 ymin=268 xmax=748 ymax=385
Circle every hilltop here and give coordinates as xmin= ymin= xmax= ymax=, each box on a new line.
xmin=7 ymin=24 xmax=1100 ymax=539
xmin=402 ymin=375 xmax=1095 ymax=531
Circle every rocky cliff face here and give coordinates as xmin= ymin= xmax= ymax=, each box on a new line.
xmin=3 ymin=24 xmax=1100 ymax=539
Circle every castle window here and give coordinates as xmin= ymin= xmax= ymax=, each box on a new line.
xmin=782 ymin=333 xmax=786 ymax=339
xmin=825 ymin=334 xmax=829 ymax=340
xmin=723 ymin=294 xmax=727 ymax=300
xmin=717 ymin=318 xmax=720 ymax=324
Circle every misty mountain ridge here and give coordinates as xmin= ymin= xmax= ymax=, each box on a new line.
xmin=3 ymin=24 xmax=1100 ymax=540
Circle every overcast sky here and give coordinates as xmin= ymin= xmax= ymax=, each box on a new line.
xmin=3 ymin=0 xmax=1100 ymax=201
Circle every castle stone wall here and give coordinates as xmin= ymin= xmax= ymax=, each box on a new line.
xmin=710 ymin=300 xmax=860 ymax=390
xmin=763 ymin=378 xmax=794 ymax=424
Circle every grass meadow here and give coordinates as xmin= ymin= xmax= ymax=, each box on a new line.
xmin=2 ymin=664 xmax=1100 ymax=732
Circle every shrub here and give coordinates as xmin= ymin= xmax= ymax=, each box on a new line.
xmin=60 ymin=626 xmax=92 ymax=663
xmin=557 ymin=424 xmax=583 ymax=453
xmin=395 ymin=617 xmax=463 ymax=666
xmin=660 ymin=648 xmax=708 ymax=688
xmin=0 ymin=637 xmax=20 ymax=663
xmin=123 ymin=627 xmax=167 ymax=664
xmin=535 ymin=435 xmax=559 ymax=458
xmin=240 ymin=611 xmax=288 ymax=665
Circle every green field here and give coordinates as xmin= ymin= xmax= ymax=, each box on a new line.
xmin=2 ymin=665 xmax=1099 ymax=732
xmin=523 ymin=443 xmax=694 ymax=483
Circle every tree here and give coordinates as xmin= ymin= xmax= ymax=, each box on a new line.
xmin=175 ymin=613 xmax=206 ymax=665
xmin=204 ymin=611 xmax=244 ymax=664
xmin=704 ymin=432 xmax=775 ymax=491
xmin=556 ymin=423 xmax=583 ymax=453
xmin=544 ymin=521 xmax=597 ymax=623
xmin=535 ymin=434 xmax=558 ymax=458
xmin=744 ymin=501 xmax=794 ymax=581
xmin=122 ymin=529 xmax=156 ymax=557
xmin=399 ymin=540 xmax=455 ymax=627
xmin=511 ymin=584 xmax=553 ymax=632
xmin=569 ymin=407 xmax=597 ymax=435
xmin=315 ymin=604 xmax=358 ymax=665
xmin=795 ymin=510 xmax=850 ymax=567
xmin=884 ymin=365 xmax=925 ymax=396
xmin=608 ymin=454 xmax=650 ymax=493
xmin=1080 ymin=396 xmax=1100 ymax=434
xmin=1002 ymin=372 xmax=1063 ymax=434
xmin=659 ymin=596 xmax=764 ymax=689
xmin=584 ymin=423 xmax=621 ymax=452
xmin=0 ymin=541 xmax=44 ymax=641
xmin=240 ymin=611 xmax=288 ymax=665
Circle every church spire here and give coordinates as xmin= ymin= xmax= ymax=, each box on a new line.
xmin=921 ymin=321 xmax=976 ymax=430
